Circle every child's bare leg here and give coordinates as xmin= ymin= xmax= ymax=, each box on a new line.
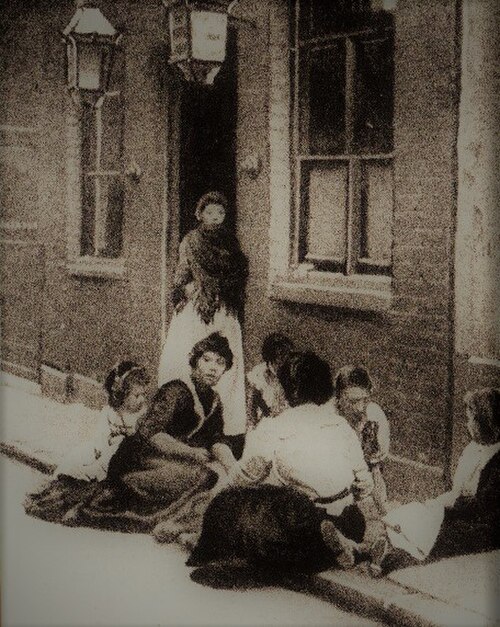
xmin=211 ymin=443 xmax=237 ymax=473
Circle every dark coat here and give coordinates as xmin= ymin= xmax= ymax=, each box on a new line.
xmin=60 ymin=380 xmax=224 ymax=532
xmin=187 ymin=485 xmax=334 ymax=572
xmin=105 ymin=379 xmax=223 ymax=499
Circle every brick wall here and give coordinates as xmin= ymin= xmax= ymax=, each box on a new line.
xmin=0 ymin=0 xmax=168 ymax=389
xmin=1 ymin=0 xmax=463 ymax=493
xmin=239 ymin=0 xmax=459 ymax=484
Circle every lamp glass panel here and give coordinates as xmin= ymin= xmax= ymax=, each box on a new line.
xmin=305 ymin=163 xmax=348 ymax=262
xmin=78 ymin=42 xmax=102 ymax=91
xmin=191 ymin=11 xmax=227 ymax=62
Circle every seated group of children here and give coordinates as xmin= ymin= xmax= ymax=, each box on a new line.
xmin=25 ymin=330 xmax=500 ymax=579
xmin=246 ymin=332 xmax=390 ymax=515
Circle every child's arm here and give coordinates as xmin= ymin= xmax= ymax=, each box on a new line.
xmin=368 ymin=404 xmax=390 ymax=464
xmin=210 ymin=442 xmax=238 ymax=473
xmin=150 ymin=432 xmax=209 ymax=464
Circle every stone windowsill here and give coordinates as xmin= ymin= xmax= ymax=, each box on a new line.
xmin=269 ymin=268 xmax=392 ymax=313
xmin=67 ymin=256 xmax=127 ymax=280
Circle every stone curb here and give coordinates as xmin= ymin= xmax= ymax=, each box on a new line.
xmin=309 ymin=570 xmax=495 ymax=627
xmin=0 ymin=441 xmax=55 ymax=475
xmin=1 ymin=439 xmax=495 ymax=627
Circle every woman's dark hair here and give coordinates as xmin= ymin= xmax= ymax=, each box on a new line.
xmin=261 ymin=332 xmax=294 ymax=365
xmin=277 ymin=351 xmax=333 ymax=407
xmin=334 ymin=365 xmax=373 ymax=399
xmin=189 ymin=332 xmax=234 ymax=371
xmin=464 ymin=388 xmax=500 ymax=445
xmin=104 ymin=360 xmax=149 ymax=410
xmin=195 ymin=191 xmax=228 ymax=220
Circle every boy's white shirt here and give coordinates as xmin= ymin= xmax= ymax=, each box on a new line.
xmin=55 ymin=405 xmax=147 ymax=482
xmin=223 ymin=401 xmax=373 ymax=516
xmin=333 ymin=399 xmax=390 ymax=464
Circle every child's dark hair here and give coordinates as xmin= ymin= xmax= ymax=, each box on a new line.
xmin=278 ymin=351 xmax=333 ymax=407
xmin=261 ymin=332 xmax=294 ymax=365
xmin=335 ymin=365 xmax=373 ymax=399
xmin=189 ymin=332 xmax=234 ymax=371
xmin=195 ymin=191 xmax=228 ymax=220
xmin=464 ymin=388 xmax=500 ymax=445
xmin=104 ymin=361 xmax=149 ymax=410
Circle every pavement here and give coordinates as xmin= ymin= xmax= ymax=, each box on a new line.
xmin=1 ymin=373 xmax=499 ymax=627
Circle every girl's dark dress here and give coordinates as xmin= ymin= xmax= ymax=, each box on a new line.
xmin=31 ymin=380 xmax=230 ymax=533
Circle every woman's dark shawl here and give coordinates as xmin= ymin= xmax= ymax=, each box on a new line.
xmin=172 ymin=226 xmax=248 ymax=324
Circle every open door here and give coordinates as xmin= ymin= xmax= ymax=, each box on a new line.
xmin=162 ymin=29 xmax=238 ymax=339
xmin=178 ymin=29 xmax=238 ymax=237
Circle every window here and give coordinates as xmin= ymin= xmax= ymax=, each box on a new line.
xmin=66 ymin=49 xmax=126 ymax=277
xmin=291 ymin=0 xmax=394 ymax=277
xmin=80 ymin=92 xmax=124 ymax=258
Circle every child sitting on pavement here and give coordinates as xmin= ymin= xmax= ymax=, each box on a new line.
xmin=369 ymin=387 xmax=500 ymax=576
xmin=246 ymin=332 xmax=294 ymax=431
xmin=335 ymin=365 xmax=390 ymax=515
xmin=24 ymin=361 xmax=150 ymax=524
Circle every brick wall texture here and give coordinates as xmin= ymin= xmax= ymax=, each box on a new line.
xmin=1 ymin=0 xmax=463 ymax=480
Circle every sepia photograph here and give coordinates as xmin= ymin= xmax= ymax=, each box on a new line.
xmin=1 ymin=0 xmax=498 ymax=625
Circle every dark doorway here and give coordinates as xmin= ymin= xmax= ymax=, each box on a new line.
xmin=178 ymin=29 xmax=238 ymax=238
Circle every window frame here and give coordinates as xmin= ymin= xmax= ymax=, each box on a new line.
xmin=267 ymin=0 xmax=394 ymax=312
xmin=66 ymin=83 xmax=127 ymax=278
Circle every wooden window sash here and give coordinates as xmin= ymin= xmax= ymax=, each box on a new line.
xmin=81 ymin=91 xmax=123 ymax=258
xmin=291 ymin=0 xmax=302 ymax=268
xmin=292 ymin=0 xmax=394 ymax=275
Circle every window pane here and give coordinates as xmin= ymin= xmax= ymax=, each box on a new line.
xmin=301 ymin=44 xmax=346 ymax=155
xmin=95 ymin=176 xmax=124 ymax=258
xmin=360 ymin=160 xmax=392 ymax=265
xmin=353 ymin=34 xmax=394 ymax=153
xmin=81 ymin=102 xmax=96 ymax=172
xmin=302 ymin=163 xmax=348 ymax=263
xmin=299 ymin=0 xmax=391 ymax=38
xmin=100 ymin=94 xmax=123 ymax=171
xmin=81 ymin=175 xmax=96 ymax=256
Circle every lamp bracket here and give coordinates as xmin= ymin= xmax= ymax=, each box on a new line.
xmin=125 ymin=160 xmax=142 ymax=183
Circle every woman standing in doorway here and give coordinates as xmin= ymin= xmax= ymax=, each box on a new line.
xmin=158 ymin=191 xmax=248 ymax=437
